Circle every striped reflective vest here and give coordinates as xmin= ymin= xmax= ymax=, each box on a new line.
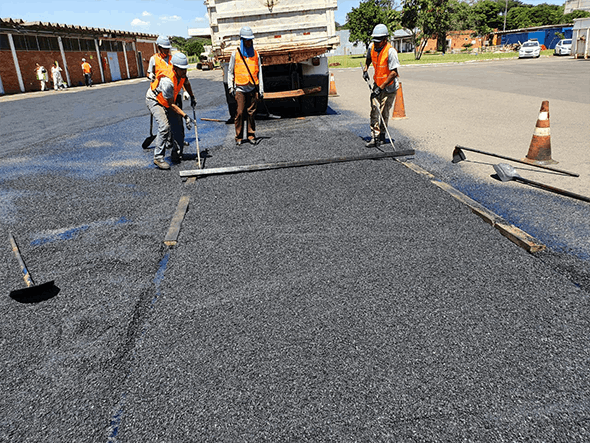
xmin=371 ymin=43 xmax=393 ymax=89
xmin=234 ymin=49 xmax=260 ymax=86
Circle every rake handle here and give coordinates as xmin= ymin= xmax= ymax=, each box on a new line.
xmin=456 ymin=145 xmax=579 ymax=177
xmin=8 ymin=234 xmax=35 ymax=287
xmin=515 ymin=177 xmax=590 ymax=203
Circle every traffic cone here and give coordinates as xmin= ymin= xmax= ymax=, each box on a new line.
xmin=328 ymin=72 xmax=338 ymax=97
xmin=391 ymin=82 xmax=407 ymax=120
xmin=523 ymin=100 xmax=557 ymax=165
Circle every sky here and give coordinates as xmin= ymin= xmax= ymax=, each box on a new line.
xmin=1 ymin=0 xmax=567 ymax=38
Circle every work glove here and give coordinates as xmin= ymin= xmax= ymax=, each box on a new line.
xmin=363 ymin=70 xmax=370 ymax=82
xmin=190 ymin=96 xmax=197 ymax=108
xmin=229 ymin=87 xmax=235 ymax=98
xmin=183 ymin=90 xmax=190 ymax=101
xmin=148 ymin=72 xmax=156 ymax=82
xmin=370 ymin=83 xmax=382 ymax=100
xmin=183 ymin=115 xmax=193 ymax=130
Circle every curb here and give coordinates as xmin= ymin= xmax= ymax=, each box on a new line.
xmin=400 ymin=160 xmax=546 ymax=254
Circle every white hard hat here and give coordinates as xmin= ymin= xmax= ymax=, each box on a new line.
xmin=82 ymin=58 xmax=86 ymax=61
xmin=156 ymin=35 xmax=172 ymax=49
xmin=171 ymin=52 xmax=189 ymax=69
xmin=239 ymin=26 xmax=254 ymax=40
xmin=371 ymin=24 xmax=389 ymax=41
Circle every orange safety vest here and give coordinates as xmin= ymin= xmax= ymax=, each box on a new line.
xmin=234 ymin=49 xmax=260 ymax=86
xmin=153 ymin=73 xmax=186 ymax=108
xmin=82 ymin=62 xmax=91 ymax=74
xmin=151 ymin=53 xmax=173 ymax=82
xmin=371 ymin=42 xmax=393 ymax=89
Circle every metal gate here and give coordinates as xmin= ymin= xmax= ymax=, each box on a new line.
xmin=107 ymin=52 xmax=121 ymax=81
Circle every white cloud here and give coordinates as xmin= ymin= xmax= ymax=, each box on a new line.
xmin=160 ymin=15 xmax=181 ymax=22
xmin=131 ymin=18 xmax=149 ymax=27
xmin=194 ymin=15 xmax=208 ymax=23
xmin=142 ymin=11 xmax=152 ymax=17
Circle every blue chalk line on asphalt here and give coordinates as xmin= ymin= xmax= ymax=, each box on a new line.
xmin=30 ymin=217 xmax=129 ymax=245
xmin=107 ymin=251 xmax=170 ymax=441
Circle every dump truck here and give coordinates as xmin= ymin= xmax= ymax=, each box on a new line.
xmin=204 ymin=0 xmax=339 ymax=116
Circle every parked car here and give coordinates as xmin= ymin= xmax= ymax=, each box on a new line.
xmin=554 ymin=39 xmax=572 ymax=56
xmin=519 ymin=40 xmax=541 ymax=58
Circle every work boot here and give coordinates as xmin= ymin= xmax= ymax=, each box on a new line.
xmin=153 ymin=158 xmax=170 ymax=170
xmin=247 ymin=137 xmax=256 ymax=145
xmin=235 ymin=139 xmax=242 ymax=146
xmin=380 ymin=133 xmax=387 ymax=144
xmin=171 ymin=149 xmax=181 ymax=163
xmin=365 ymin=137 xmax=380 ymax=148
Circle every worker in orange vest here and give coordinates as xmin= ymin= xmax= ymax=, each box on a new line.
xmin=227 ymin=26 xmax=264 ymax=145
xmin=147 ymin=36 xmax=195 ymax=131
xmin=81 ymin=58 xmax=92 ymax=87
xmin=362 ymin=24 xmax=401 ymax=148
xmin=145 ymin=52 xmax=196 ymax=170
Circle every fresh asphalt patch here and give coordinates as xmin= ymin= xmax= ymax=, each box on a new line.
xmin=1 ymin=88 xmax=589 ymax=441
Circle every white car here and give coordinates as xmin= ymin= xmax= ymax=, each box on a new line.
xmin=519 ymin=40 xmax=541 ymax=58
xmin=554 ymin=39 xmax=572 ymax=56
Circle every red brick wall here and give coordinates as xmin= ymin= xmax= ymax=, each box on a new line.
xmin=126 ymin=51 xmax=139 ymax=78
xmin=64 ymin=52 xmax=102 ymax=87
xmin=1 ymin=37 xmax=156 ymax=94
xmin=10 ymin=50 xmax=63 ymax=92
xmin=0 ymin=50 xmax=20 ymax=93
xmin=136 ymin=41 xmax=156 ymax=79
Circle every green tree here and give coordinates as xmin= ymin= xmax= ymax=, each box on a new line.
xmin=401 ymin=0 xmax=452 ymax=59
xmin=472 ymin=0 xmax=503 ymax=35
xmin=184 ymin=39 xmax=204 ymax=57
xmin=347 ymin=0 xmax=391 ymax=47
xmin=563 ymin=9 xmax=590 ymax=22
xmin=448 ymin=0 xmax=476 ymax=31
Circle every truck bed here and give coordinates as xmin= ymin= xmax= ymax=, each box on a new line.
xmin=205 ymin=0 xmax=339 ymax=65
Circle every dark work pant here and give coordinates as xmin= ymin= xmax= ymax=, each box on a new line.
xmin=234 ymin=90 xmax=257 ymax=141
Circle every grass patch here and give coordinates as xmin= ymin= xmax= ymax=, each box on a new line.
xmin=327 ymin=50 xmax=554 ymax=68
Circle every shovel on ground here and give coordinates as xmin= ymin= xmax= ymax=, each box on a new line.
xmin=142 ymin=115 xmax=156 ymax=149
xmin=8 ymin=233 xmax=59 ymax=303
xmin=493 ymin=163 xmax=590 ymax=203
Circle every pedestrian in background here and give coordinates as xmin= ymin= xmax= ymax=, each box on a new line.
xmin=81 ymin=58 xmax=92 ymax=87
xmin=362 ymin=23 xmax=400 ymax=148
xmin=35 ymin=63 xmax=48 ymax=91
xmin=51 ymin=61 xmax=67 ymax=90
xmin=228 ymin=26 xmax=264 ymax=145
xmin=145 ymin=52 xmax=196 ymax=170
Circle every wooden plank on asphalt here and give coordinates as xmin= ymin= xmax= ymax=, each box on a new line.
xmin=164 ymin=195 xmax=190 ymax=247
xmin=179 ymin=150 xmax=415 ymax=178
xmin=432 ymin=180 xmax=546 ymax=253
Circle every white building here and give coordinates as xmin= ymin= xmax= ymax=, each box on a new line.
xmin=564 ymin=0 xmax=590 ymax=14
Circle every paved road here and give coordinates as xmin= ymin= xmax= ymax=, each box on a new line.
xmin=332 ymin=56 xmax=590 ymax=261
xmin=0 ymin=61 xmax=589 ymax=441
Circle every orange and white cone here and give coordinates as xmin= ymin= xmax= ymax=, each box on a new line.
xmin=524 ymin=100 xmax=557 ymax=165
xmin=328 ymin=72 xmax=338 ymax=97
xmin=391 ymin=82 xmax=407 ymax=120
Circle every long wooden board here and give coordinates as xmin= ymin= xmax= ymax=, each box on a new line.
xmin=179 ymin=150 xmax=415 ymax=178
xmin=164 ymin=195 xmax=190 ymax=247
